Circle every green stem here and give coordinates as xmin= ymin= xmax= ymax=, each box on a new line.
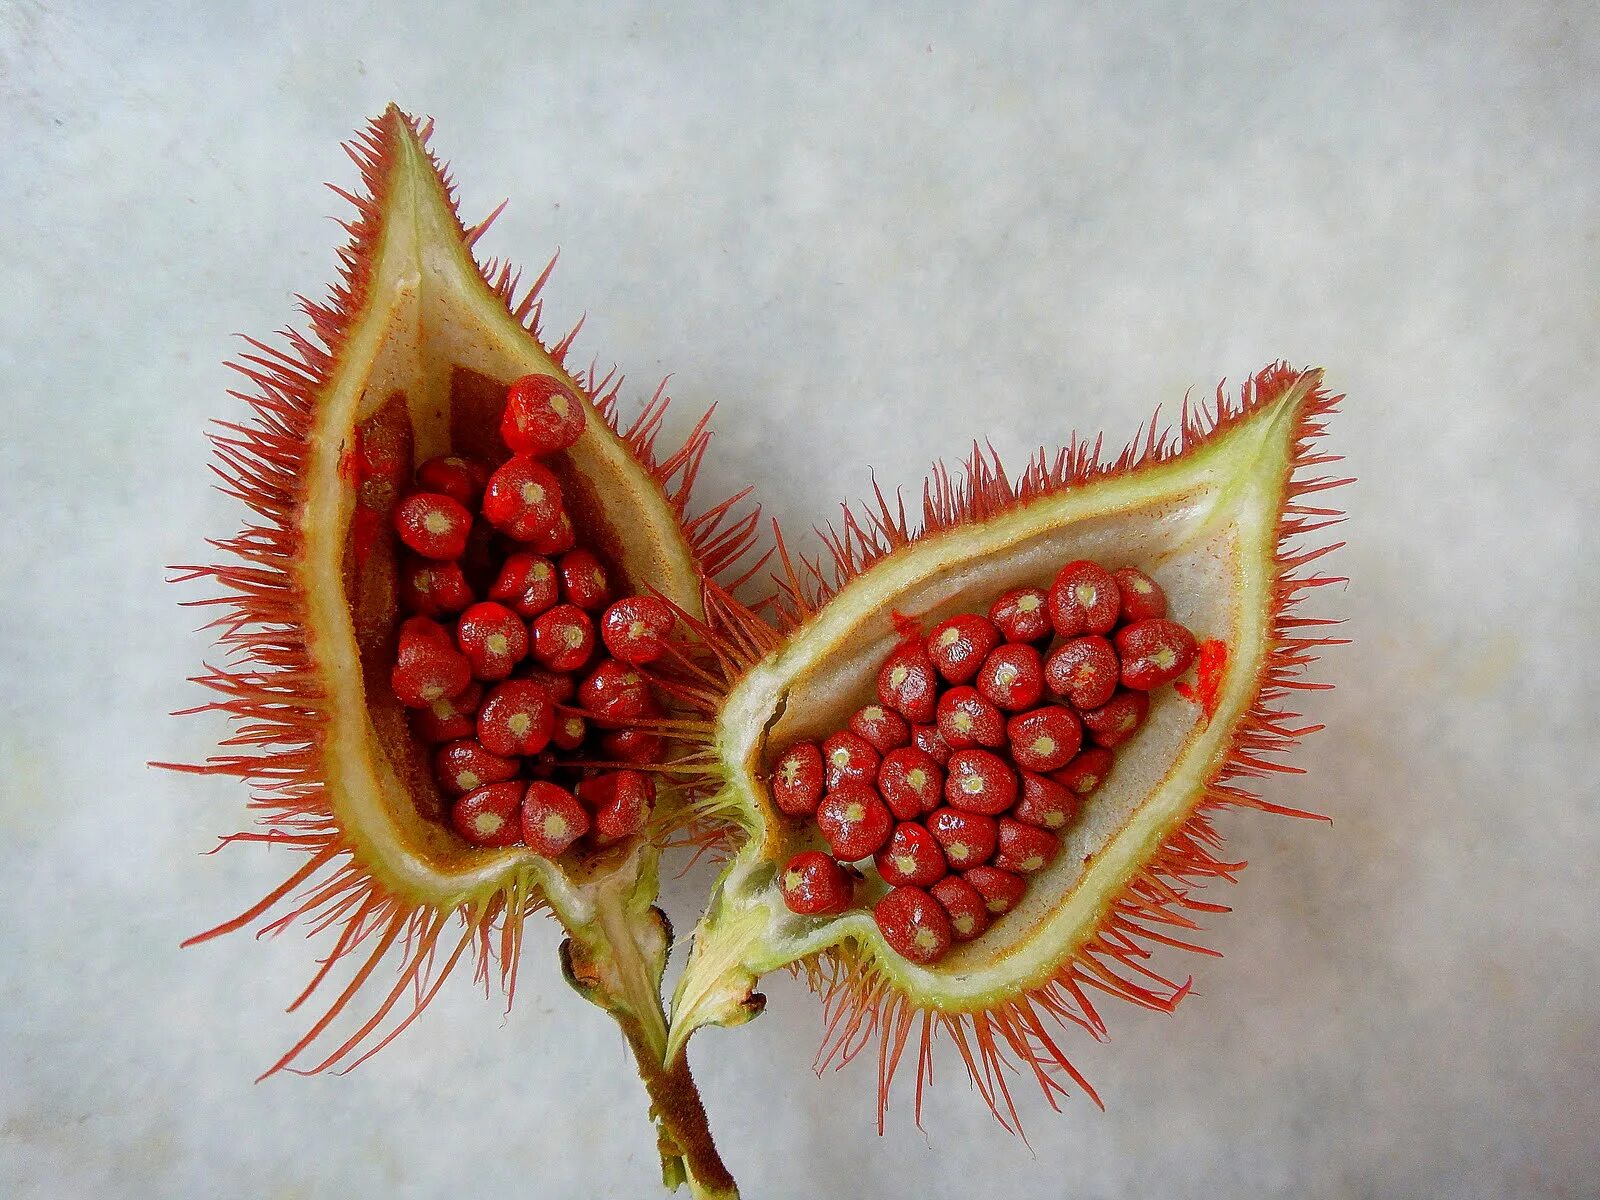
xmin=555 ymin=848 xmax=739 ymax=1199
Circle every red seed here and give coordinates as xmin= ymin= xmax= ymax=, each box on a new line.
xmin=925 ymin=807 xmax=998 ymax=870
xmin=391 ymin=618 xmax=472 ymax=708
xmin=911 ymin=724 xmax=952 ymax=767
xmin=1048 ymin=559 xmax=1120 ymax=636
xmin=501 ymin=373 xmax=586 ymax=456
xmin=415 ymin=454 xmax=489 ymax=508
xmin=557 ymin=548 xmax=609 ymax=611
xmin=392 ymin=491 xmax=473 ymax=560
xmin=483 ymin=456 xmax=565 ymax=542
xmin=1051 ymin=747 xmax=1115 ymax=796
xmin=1115 ymin=619 xmax=1199 ymax=690
xmin=399 ymin=557 xmax=475 ymax=617
xmin=944 ymin=748 xmax=1019 ymax=815
xmin=593 ymin=770 xmax=655 ymax=844
xmin=400 ymin=613 xmax=456 ymax=650
xmin=521 ymin=781 xmax=590 ymax=857
xmin=488 ymin=552 xmax=560 ymax=619
xmin=873 ymin=885 xmax=953 ymax=964
xmin=848 ymin=704 xmax=911 ymax=753
xmin=450 ymin=781 xmax=525 ymax=847
xmin=518 ymin=666 xmax=577 ymax=704
xmin=816 ymin=785 xmax=893 ymax=860
xmin=600 ymin=595 xmax=676 ymax=664
xmin=1005 ymin=705 xmax=1082 ymax=772
xmin=771 ymin=742 xmax=825 ymax=816
xmin=528 ymin=509 xmax=576 ymax=555
xmin=597 ymin=727 xmax=665 ymax=764
xmin=822 ymin=730 xmax=881 ymax=791
xmin=1113 ymin=566 xmax=1168 ymax=622
xmin=550 ymin=710 xmax=587 ymax=751
xmin=1013 ymin=770 xmax=1080 ymax=831
xmin=476 ymin=679 xmax=555 ymax=757
xmin=455 ymin=601 xmax=529 ymax=681
xmin=875 ymin=822 xmax=949 ymax=888
xmin=931 ymin=875 xmax=990 ymax=941
xmin=962 ymin=865 xmax=1027 ymax=915
xmin=975 ymin=643 xmax=1044 ymax=712
xmin=433 ymin=738 xmax=518 ymax=797
xmin=936 ymin=686 xmax=1006 ymax=749
xmin=574 ymin=773 xmax=618 ymax=810
xmin=989 ymin=586 xmax=1052 ymax=643
xmin=876 ymin=747 xmax=945 ymax=820
xmin=1081 ymin=689 xmax=1150 ymax=748
xmin=926 ymin=613 xmax=1002 ymax=684
xmin=876 ymin=640 xmax=939 ymax=724
xmin=1044 ymin=635 xmax=1119 ymax=710
xmin=410 ymin=680 xmax=483 ymax=743
xmin=578 ymin=659 xmax=657 ymax=722
xmin=530 ymin=603 xmax=596 ymax=672
xmin=778 ymin=851 xmax=854 ymax=916
xmin=994 ymin=818 xmax=1060 ymax=874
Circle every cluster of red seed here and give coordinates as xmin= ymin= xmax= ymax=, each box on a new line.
xmin=770 ymin=561 xmax=1198 ymax=965
xmin=385 ymin=374 xmax=677 ymax=858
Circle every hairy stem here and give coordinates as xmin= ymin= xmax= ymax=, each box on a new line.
xmin=614 ymin=1012 xmax=739 ymax=1200
xmin=556 ymin=847 xmax=738 ymax=1198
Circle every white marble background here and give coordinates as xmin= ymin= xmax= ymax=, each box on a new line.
xmin=2 ymin=2 xmax=1596 ymax=1197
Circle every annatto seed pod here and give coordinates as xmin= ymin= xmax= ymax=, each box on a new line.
xmin=165 ymin=110 xmax=757 ymax=1196
xmin=666 ymin=365 xmax=1346 ymax=1133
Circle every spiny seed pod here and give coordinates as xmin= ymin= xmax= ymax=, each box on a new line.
xmin=162 ymin=109 xmax=757 ymax=1197
xmin=666 ymin=365 xmax=1345 ymax=1134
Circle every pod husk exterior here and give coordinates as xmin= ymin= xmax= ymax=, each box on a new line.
xmin=669 ymin=364 xmax=1346 ymax=1132
xmin=170 ymin=109 xmax=758 ymax=1107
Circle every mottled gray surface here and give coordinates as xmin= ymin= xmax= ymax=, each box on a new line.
xmin=2 ymin=2 xmax=1597 ymax=1197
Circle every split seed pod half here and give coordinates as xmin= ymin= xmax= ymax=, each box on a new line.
xmin=668 ymin=365 xmax=1345 ymax=1131
xmin=166 ymin=109 xmax=754 ymax=1197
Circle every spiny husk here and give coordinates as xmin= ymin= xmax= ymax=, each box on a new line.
xmin=167 ymin=108 xmax=759 ymax=1088
xmin=667 ymin=363 xmax=1346 ymax=1132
